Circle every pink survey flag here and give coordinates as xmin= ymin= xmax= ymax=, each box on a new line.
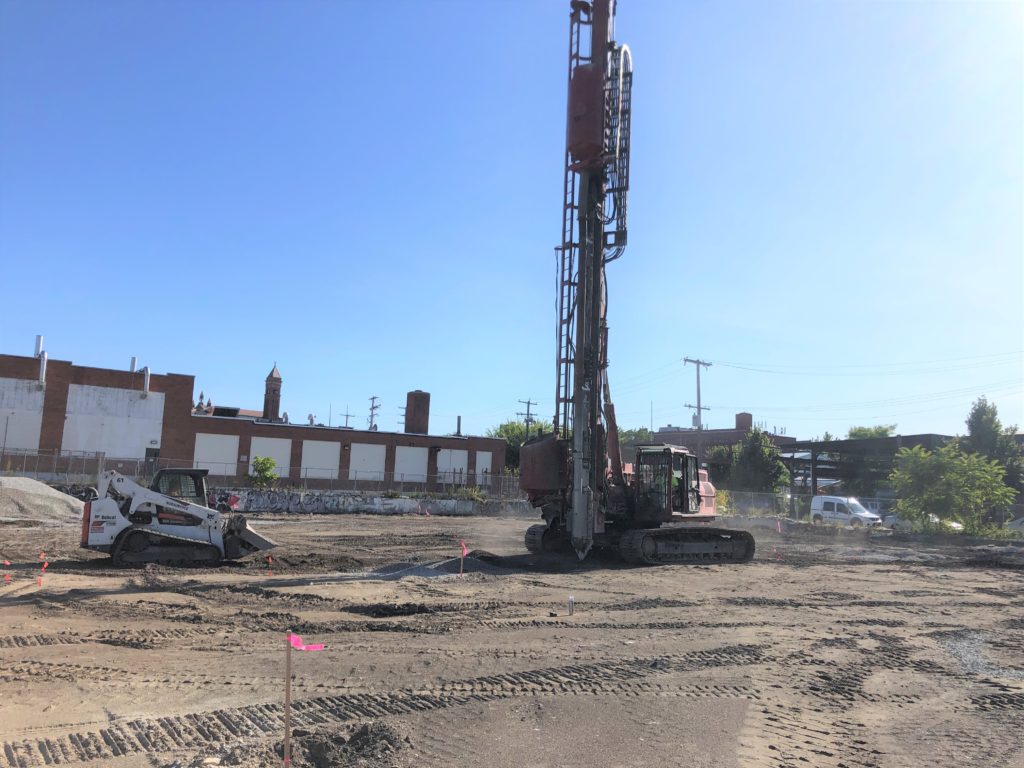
xmin=460 ymin=540 xmax=468 ymax=558
xmin=288 ymin=633 xmax=325 ymax=652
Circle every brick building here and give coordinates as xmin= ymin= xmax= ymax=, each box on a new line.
xmin=651 ymin=412 xmax=796 ymax=461
xmin=0 ymin=341 xmax=504 ymax=487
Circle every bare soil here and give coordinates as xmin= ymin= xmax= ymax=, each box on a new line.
xmin=1 ymin=512 xmax=1022 ymax=767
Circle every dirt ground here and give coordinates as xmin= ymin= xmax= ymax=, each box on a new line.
xmin=1 ymin=510 xmax=1022 ymax=768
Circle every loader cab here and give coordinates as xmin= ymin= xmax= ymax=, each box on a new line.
xmin=633 ymin=445 xmax=700 ymax=521
xmin=150 ymin=469 xmax=210 ymax=509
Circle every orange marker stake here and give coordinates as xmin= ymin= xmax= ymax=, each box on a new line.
xmin=3 ymin=560 xmax=10 ymax=586
xmin=267 ymin=555 xmax=274 ymax=577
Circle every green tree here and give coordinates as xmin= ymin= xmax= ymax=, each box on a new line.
xmin=959 ymin=397 xmax=1022 ymax=495
xmin=617 ymin=426 xmax=653 ymax=464
xmin=889 ymin=444 xmax=1015 ymax=531
xmin=848 ymin=425 xmax=896 ymax=439
xmin=486 ymin=419 xmax=553 ymax=471
xmin=250 ymin=456 xmax=277 ymax=489
xmin=617 ymin=427 xmax=653 ymax=447
xmin=729 ymin=428 xmax=791 ymax=493
xmin=704 ymin=443 xmax=734 ymax=487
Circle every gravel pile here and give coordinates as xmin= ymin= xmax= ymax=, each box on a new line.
xmin=0 ymin=476 xmax=83 ymax=525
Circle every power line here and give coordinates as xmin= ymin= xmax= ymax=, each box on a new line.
xmin=708 ymin=351 xmax=1022 ymax=377
xmin=711 ymin=378 xmax=1022 ymax=414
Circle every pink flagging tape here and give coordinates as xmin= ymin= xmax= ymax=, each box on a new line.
xmin=460 ymin=540 xmax=468 ymax=558
xmin=288 ymin=633 xmax=325 ymax=652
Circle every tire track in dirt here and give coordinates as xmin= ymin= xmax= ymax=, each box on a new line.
xmin=738 ymin=703 xmax=885 ymax=768
xmin=0 ymin=628 xmax=213 ymax=651
xmin=0 ymin=644 xmax=765 ymax=765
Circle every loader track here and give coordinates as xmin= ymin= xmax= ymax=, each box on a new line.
xmin=0 ymin=644 xmax=766 ymax=765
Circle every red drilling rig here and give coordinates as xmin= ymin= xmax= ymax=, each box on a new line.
xmin=519 ymin=0 xmax=755 ymax=564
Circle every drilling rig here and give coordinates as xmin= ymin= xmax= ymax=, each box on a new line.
xmin=519 ymin=0 xmax=754 ymax=564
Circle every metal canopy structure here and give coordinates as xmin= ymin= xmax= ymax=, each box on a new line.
xmin=778 ymin=434 xmax=953 ymax=495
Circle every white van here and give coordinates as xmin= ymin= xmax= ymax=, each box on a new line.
xmin=810 ymin=496 xmax=882 ymax=528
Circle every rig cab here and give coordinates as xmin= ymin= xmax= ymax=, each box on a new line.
xmin=631 ymin=444 xmax=708 ymax=523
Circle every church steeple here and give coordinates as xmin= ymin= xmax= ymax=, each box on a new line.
xmin=263 ymin=363 xmax=282 ymax=421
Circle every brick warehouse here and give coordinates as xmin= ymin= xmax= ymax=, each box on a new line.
xmin=0 ymin=341 xmax=505 ymax=487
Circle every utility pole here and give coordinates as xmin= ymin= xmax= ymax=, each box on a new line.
xmin=517 ymin=399 xmax=537 ymax=440
xmin=367 ymin=396 xmax=380 ymax=431
xmin=684 ymin=357 xmax=712 ymax=463
xmin=683 ymin=358 xmax=712 ymax=430
xmin=340 ymin=405 xmax=353 ymax=428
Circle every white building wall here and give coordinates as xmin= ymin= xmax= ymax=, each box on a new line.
xmin=301 ymin=440 xmax=340 ymax=480
xmin=61 ymin=384 xmax=164 ymax=459
xmin=474 ymin=451 xmax=493 ymax=482
xmin=0 ymin=377 xmax=45 ymax=452
xmin=437 ymin=448 xmax=469 ymax=484
xmin=249 ymin=436 xmax=291 ymax=477
xmin=349 ymin=443 xmax=386 ymax=481
xmin=394 ymin=446 xmax=428 ymax=482
xmin=194 ymin=433 xmax=239 ymax=476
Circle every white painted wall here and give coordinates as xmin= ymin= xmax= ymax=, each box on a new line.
xmin=394 ymin=446 xmax=428 ymax=482
xmin=194 ymin=433 xmax=239 ymax=476
xmin=61 ymin=384 xmax=164 ymax=459
xmin=249 ymin=436 xmax=291 ymax=477
xmin=437 ymin=448 xmax=469 ymax=484
xmin=0 ymin=377 xmax=45 ymax=451
xmin=301 ymin=440 xmax=341 ymax=480
xmin=475 ymin=451 xmax=493 ymax=482
xmin=349 ymin=443 xmax=386 ymax=481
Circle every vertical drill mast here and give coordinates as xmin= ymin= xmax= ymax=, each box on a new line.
xmin=554 ymin=0 xmax=632 ymax=558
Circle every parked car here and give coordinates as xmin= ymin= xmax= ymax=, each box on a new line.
xmin=884 ymin=513 xmax=963 ymax=532
xmin=810 ymin=496 xmax=883 ymax=527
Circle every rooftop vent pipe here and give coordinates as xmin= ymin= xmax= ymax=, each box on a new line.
xmin=35 ymin=335 xmax=44 ymax=357
xmin=142 ymin=366 xmax=151 ymax=398
xmin=38 ymin=351 xmax=47 ymax=388
xmin=130 ymin=356 xmax=138 ymax=373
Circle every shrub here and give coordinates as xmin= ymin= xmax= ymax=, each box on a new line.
xmin=250 ymin=456 xmax=277 ymax=490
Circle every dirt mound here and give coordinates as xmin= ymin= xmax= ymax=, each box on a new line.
xmin=169 ymin=721 xmax=409 ymax=768
xmin=0 ymin=476 xmax=82 ymax=525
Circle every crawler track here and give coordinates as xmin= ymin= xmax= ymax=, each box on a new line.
xmin=619 ymin=526 xmax=756 ymax=564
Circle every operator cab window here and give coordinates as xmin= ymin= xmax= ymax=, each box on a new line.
xmin=158 ymin=474 xmax=198 ymax=499
xmin=671 ymin=454 xmax=686 ymax=511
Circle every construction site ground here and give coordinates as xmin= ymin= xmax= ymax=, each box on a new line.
xmin=2 ymin=505 xmax=1023 ymax=768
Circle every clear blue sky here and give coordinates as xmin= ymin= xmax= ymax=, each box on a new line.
xmin=1 ymin=0 xmax=1021 ymax=440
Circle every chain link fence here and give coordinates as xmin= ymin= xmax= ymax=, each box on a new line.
xmin=716 ymin=489 xmax=1022 ymax=528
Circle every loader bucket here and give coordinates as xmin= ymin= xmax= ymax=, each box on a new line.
xmin=223 ymin=515 xmax=277 ymax=559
